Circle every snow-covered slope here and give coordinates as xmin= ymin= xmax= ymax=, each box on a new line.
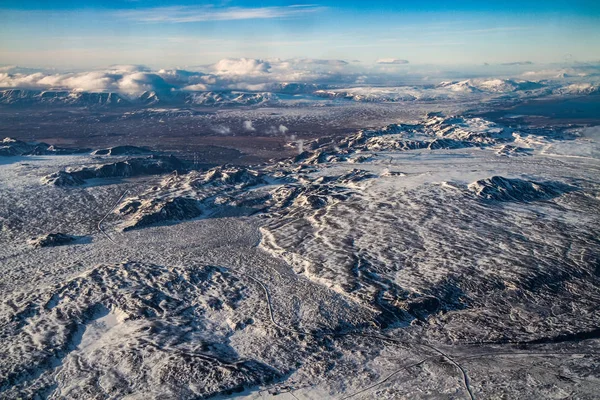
xmin=437 ymin=78 xmax=546 ymax=93
xmin=1 ymin=110 xmax=599 ymax=399
xmin=313 ymin=78 xmax=554 ymax=103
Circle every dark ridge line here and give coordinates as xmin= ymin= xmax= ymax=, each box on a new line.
xmin=458 ymin=351 xmax=600 ymax=360
xmin=457 ymin=327 xmax=600 ymax=347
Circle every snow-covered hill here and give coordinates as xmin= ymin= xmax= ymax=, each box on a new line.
xmin=1 ymin=108 xmax=599 ymax=399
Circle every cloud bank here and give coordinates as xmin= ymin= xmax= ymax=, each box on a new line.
xmin=212 ymin=58 xmax=271 ymax=76
xmin=0 ymin=58 xmax=365 ymax=93
xmin=1 ymin=59 xmax=598 ymax=95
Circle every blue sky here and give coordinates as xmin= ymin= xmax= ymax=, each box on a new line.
xmin=1 ymin=0 xmax=599 ymax=68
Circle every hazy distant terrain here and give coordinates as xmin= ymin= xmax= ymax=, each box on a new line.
xmin=1 ymin=66 xmax=598 ymax=163
xmin=1 ymin=66 xmax=599 ymax=399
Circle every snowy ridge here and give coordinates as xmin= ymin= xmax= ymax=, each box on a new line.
xmin=468 ymin=176 xmax=573 ymax=202
xmin=553 ymin=83 xmax=600 ymax=95
xmin=42 ymin=155 xmax=188 ymax=186
xmin=0 ymin=89 xmax=126 ymax=106
xmin=313 ymin=78 xmax=554 ymax=103
xmin=287 ymin=114 xmax=513 ymax=163
xmin=1 ymin=137 xmax=90 ymax=157
xmin=116 ymin=166 xmax=273 ymax=230
xmin=436 ymin=78 xmax=545 ymax=93
xmin=1 ymin=76 xmax=597 ymax=109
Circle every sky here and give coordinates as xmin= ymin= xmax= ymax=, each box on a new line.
xmin=0 ymin=0 xmax=599 ymax=69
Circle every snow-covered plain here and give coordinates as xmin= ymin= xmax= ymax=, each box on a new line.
xmin=1 ymin=97 xmax=599 ymax=399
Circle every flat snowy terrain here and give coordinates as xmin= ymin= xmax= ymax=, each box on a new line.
xmin=1 ymin=95 xmax=599 ymax=399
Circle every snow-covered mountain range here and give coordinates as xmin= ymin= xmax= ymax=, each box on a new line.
xmin=0 ymin=68 xmax=598 ymax=108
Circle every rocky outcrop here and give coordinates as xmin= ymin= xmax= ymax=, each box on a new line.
xmin=495 ymin=145 xmax=533 ymax=157
xmin=42 ymin=155 xmax=187 ymax=186
xmin=199 ymin=166 xmax=265 ymax=188
xmin=119 ymin=197 xmax=203 ymax=231
xmin=290 ymin=115 xmax=511 ymax=167
xmin=28 ymin=233 xmax=79 ymax=248
xmin=468 ymin=176 xmax=572 ymax=202
xmin=41 ymin=171 xmax=86 ymax=187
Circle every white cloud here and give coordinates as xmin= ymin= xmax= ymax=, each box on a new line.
xmin=182 ymin=83 xmax=209 ymax=91
xmin=243 ymin=120 xmax=256 ymax=131
xmin=42 ymin=72 xmax=119 ymax=92
xmin=0 ymin=69 xmax=171 ymax=93
xmin=117 ymin=72 xmax=171 ymax=93
xmin=293 ymin=59 xmax=349 ymax=67
xmin=0 ymin=58 xmax=364 ymax=93
xmin=116 ymin=5 xmax=324 ymax=23
xmin=212 ymin=125 xmax=231 ymax=135
xmin=212 ymin=58 xmax=271 ymax=75
xmin=156 ymin=69 xmax=214 ymax=90
xmin=522 ymin=68 xmax=580 ymax=79
xmin=0 ymin=72 xmax=47 ymax=88
xmin=278 ymin=125 xmax=288 ymax=134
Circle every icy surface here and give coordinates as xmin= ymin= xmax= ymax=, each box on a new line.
xmin=1 ymin=110 xmax=599 ymax=399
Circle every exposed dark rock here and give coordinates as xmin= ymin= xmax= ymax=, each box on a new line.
xmin=469 ymin=176 xmax=573 ymax=202
xmin=121 ymin=197 xmax=203 ymax=231
xmin=42 ymin=155 xmax=188 ymax=186
xmin=405 ymin=296 xmax=441 ymax=320
xmin=41 ymin=171 xmax=85 ymax=187
xmin=28 ymin=233 xmax=79 ymax=248
xmin=198 ymin=166 xmax=264 ymax=188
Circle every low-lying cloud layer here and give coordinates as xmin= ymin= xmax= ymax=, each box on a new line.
xmin=0 ymin=59 xmax=360 ymax=93
xmin=0 ymin=65 xmax=175 ymax=93
xmin=0 ymin=59 xmax=598 ymax=95
xmin=376 ymin=58 xmax=410 ymax=65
